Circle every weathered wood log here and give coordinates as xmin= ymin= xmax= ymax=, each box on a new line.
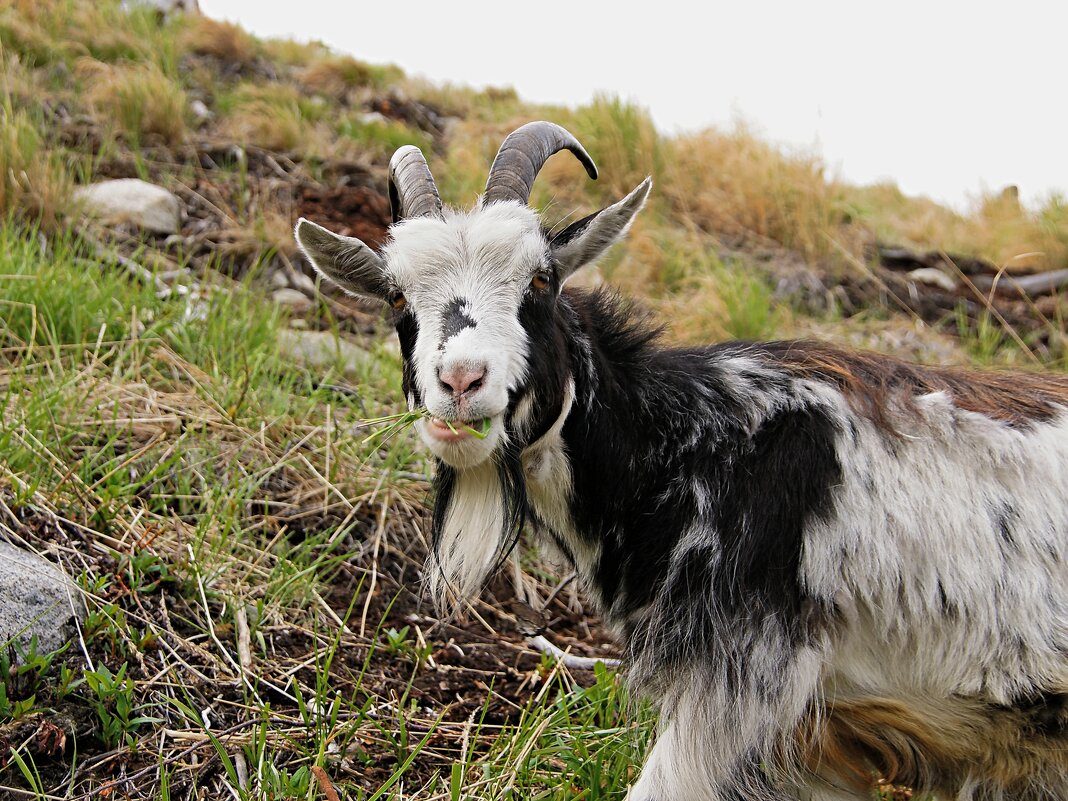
xmin=972 ymin=269 xmax=1068 ymax=298
xmin=877 ymin=244 xmax=997 ymax=277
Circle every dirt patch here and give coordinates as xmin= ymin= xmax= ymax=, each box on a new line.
xmin=0 ymin=471 xmax=618 ymax=800
xmin=298 ymin=185 xmax=391 ymax=250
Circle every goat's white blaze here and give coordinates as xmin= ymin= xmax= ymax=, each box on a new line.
xmin=381 ymin=203 xmax=547 ymax=468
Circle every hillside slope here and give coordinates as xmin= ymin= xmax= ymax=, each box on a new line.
xmin=0 ymin=2 xmax=1064 ymax=799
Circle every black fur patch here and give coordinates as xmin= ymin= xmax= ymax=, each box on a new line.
xmin=711 ymin=404 xmax=840 ymax=615
xmin=1010 ymin=691 xmax=1068 ymax=737
xmin=507 ymin=288 xmax=571 ymax=445
xmin=991 ymin=502 xmax=1019 ymax=550
xmin=395 ymin=312 xmax=421 ymax=406
xmin=439 ymin=298 xmax=476 ymax=348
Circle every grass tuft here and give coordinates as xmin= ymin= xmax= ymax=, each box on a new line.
xmin=83 ymin=59 xmax=188 ymax=146
xmin=298 ymin=53 xmax=403 ymax=97
xmin=179 ymin=15 xmax=259 ymax=67
xmin=215 ymin=82 xmax=326 ymax=155
xmin=662 ymin=121 xmax=848 ymax=264
xmin=0 ymin=101 xmax=70 ymax=228
xmin=571 ymin=95 xmax=663 ymax=203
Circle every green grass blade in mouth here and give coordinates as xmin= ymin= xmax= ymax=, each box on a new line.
xmin=359 ymin=408 xmax=428 ymax=448
xmin=463 ymin=418 xmax=492 ymax=439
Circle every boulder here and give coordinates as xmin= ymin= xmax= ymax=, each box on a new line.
xmin=272 ymin=288 xmax=315 ymax=313
xmin=277 ymin=328 xmax=370 ymax=374
xmin=0 ymin=542 xmax=86 ymax=660
xmin=73 ymin=179 xmax=182 ymax=235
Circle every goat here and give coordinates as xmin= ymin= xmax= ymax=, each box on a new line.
xmin=295 ymin=121 xmax=1068 ymax=801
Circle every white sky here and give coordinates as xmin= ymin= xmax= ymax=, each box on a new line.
xmin=201 ymin=0 xmax=1066 ymax=210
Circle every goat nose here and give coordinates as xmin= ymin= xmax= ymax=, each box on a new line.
xmin=438 ymin=364 xmax=487 ymax=397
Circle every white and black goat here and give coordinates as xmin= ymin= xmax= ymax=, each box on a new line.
xmin=296 ymin=121 xmax=1068 ymax=801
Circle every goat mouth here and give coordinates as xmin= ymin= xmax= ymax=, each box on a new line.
xmin=426 ymin=416 xmax=492 ymax=443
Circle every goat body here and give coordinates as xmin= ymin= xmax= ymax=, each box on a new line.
xmin=296 ymin=122 xmax=1068 ymax=800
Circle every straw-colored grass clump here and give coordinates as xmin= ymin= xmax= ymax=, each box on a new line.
xmin=180 ymin=15 xmax=259 ymax=67
xmin=0 ymin=104 xmax=70 ymax=227
xmin=661 ymin=122 xmax=847 ymax=263
xmin=82 ymin=59 xmax=188 ymax=146
xmin=297 ymin=54 xmax=385 ymax=97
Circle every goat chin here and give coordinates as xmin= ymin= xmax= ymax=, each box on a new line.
xmin=415 ymin=417 xmax=503 ymax=470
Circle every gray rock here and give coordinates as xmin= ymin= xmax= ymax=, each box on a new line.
xmin=73 ymin=179 xmax=182 ymax=235
xmin=277 ymin=328 xmax=370 ymax=374
xmin=272 ymin=288 xmax=315 ymax=313
xmin=0 ymin=542 xmax=86 ymax=660
xmin=190 ymin=99 xmax=213 ymax=122
xmin=122 ymin=0 xmax=200 ymax=14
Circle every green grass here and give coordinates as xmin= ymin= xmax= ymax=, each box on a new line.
xmin=476 ymin=664 xmax=653 ymax=800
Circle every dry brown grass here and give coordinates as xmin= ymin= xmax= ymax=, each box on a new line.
xmin=219 ymin=99 xmax=306 ymax=153
xmin=298 ymin=56 xmax=371 ymax=96
xmin=0 ymin=0 xmax=178 ymax=70
xmin=81 ymin=59 xmax=188 ymax=146
xmin=0 ymin=104 xmax=70 ymax=227
xmin=297 ymin=54 xmax=387 ymax=97
xmin=179 ymin=15 xmax=258 ymax=67
xmin=214 ymin=206 xmax=300 ymax=263
xmin=660 ymin=122 xmax=849 ymax=263
xmin=214 ymin=83 xmax=328 ymax=155
xmin=849 ymin=182 xmax=1068 ymax=272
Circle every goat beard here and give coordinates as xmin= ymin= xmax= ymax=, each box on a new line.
xmin=426 ymin=438 xmax=527 ymax=612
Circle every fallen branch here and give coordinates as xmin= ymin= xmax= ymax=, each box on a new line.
xmin=973 ymin=268 xmax=1068 ymax=298
xmin=527 ymin=634 xmax=620 ymax=671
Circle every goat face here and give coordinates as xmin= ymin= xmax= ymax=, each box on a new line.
xmin=295 ymin=122 xmax=651 ymax=470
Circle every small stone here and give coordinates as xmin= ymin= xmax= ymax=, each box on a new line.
xmin=288 ymin=270 xmax=317 ymax=294
xmin=272 ymin=288 xmax=314 ymax=313
xmin=0 ymin=542 xmax=86 ymax=661
xmin=907 ymin=267 xmax=956 ymax=292
xmin=190 ymin=99 xmax=213 ymax=122
xmin=121 ymin=0 xmax=200 ymax=14
xmin=73 ymin=179 xmax=182 ymax=235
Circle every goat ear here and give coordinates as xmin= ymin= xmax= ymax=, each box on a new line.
xmin=294 ymin=218 xmax=390 ymax=302
xmin=550 ymin=177 xmax=652 ymax=280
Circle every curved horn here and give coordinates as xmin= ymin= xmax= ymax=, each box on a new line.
xmin=388 ymin=145 xmax=443 ymax=223
xmin=483 ymin=121 xmax=598 ymax=207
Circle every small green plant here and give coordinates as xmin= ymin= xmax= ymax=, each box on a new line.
xmin=122 ymin=549 xmax=175 ymax=594
xmin=260 ymin=762 xmax=312 ymax=797
xmin=0 ymin=637 xmax=67 ymax=720
xmin=957 ymin=305 xmax=1008 ymax=364
xmin=0 ymin=683 xmax=36 ymax=721
xmin=84 ymin=661 xmax=160 ymax=748
xmin=380 ymin=625 xmax=433 ymax=670
xmin=383 ymin=625 xmax=412 ymax=655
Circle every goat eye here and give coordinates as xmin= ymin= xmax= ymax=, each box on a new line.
xmin=389 ymin=291 xmax=407 ymax=311
xmin=530 ymin=271 xmax=551 ymax=291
